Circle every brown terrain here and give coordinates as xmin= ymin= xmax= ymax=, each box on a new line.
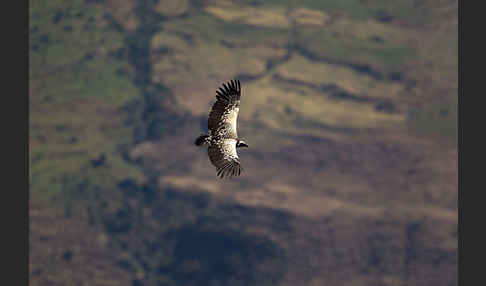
xmin=29 ymin=0 xmax=457 ymax=285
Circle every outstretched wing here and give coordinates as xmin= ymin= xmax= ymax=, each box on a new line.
xmin=208 ymin=79 xmax=241 ymax=138
xmin=208 ymin=139 xmax=243 ymax=179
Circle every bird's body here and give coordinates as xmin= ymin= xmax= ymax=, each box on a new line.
xmin=195 ymin=79 xmax=248 ymax=179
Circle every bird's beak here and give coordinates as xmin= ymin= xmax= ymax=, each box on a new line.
xmin=241 ymin=142 xmax=249 ymax=148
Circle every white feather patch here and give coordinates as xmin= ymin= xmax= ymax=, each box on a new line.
xmin=222 ymin=138 xmax=239 ymax=160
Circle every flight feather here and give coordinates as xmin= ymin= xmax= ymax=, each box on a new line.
xmin=207 ymin=79 xmax=241 ymax=138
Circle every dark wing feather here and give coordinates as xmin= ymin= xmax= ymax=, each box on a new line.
xmin=208 ymin=139 xmax=243 ymax=179
xmin=208 ymin=80 xmax=241 ymax=138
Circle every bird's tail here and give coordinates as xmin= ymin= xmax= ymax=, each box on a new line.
xmin=195 ymin=134 xmax=210 ymax=146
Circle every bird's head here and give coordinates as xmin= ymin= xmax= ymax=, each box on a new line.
xmin=236 ymin=140 xmax=249 ymax=148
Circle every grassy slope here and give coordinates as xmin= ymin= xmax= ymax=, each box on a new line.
xmin=29 ymin=0 xmax=457 ymax=285
xmin=29 ymin=0 xmax=145 ymax=200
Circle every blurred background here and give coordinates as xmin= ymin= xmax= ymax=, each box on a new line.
xmin=29 ymin=0 xmax=457 ymax=285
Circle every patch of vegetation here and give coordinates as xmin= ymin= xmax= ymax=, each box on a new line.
xmin=363 ymin=0 xmax=443 ymax=27
xmin=151 ymin=30 xmax=286 ymax=89
xmin=275 ymin=54 xmax=405 ymax=100
xmin=415 ymin=28 xmax=458 ymax=76
xmin=244 ymin=0 xmax=373 ymax=20
xmin=155 ymin=0 xmax=190 ymax=17
xmin=204 ymin=4 xmax=291 ymax=28
xmin=161 ymin=225 xmax=283 ymax=286
xmin=104 ymin=0 xmax=139 ymax=31
xmin=407 ymin=95 xmax=457 ymax=140
xmin=293 ymin=19 xmax=417 ymax=75
xmin=240 ymin=75 xmax=404 ymax=138
xmin=246 ymin=0 xmax=442 ymax=27
xmin=162 ymin=12 xmax=291 ymax=48
xmin=29 ymin=0 xmax=146 ymax=200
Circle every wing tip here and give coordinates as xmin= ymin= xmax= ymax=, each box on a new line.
xmin=216 ymin=79 xmax=241 ymax=100
xmin=216 ymin=162 xmax=243 ymax=179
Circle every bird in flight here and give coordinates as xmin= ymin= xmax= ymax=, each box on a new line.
xmin=195 ymin=79 xmax=248 ymax=179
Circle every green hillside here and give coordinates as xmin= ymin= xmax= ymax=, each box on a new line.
xmin=29 ymin=0 xmax=458 ymax=285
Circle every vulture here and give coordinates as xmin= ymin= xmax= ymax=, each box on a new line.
xmin=195 ymin=79 xmax=248 ymax=179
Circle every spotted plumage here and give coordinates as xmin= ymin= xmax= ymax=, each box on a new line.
xmin=195 ymin=79 xmax=248 ymax=179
